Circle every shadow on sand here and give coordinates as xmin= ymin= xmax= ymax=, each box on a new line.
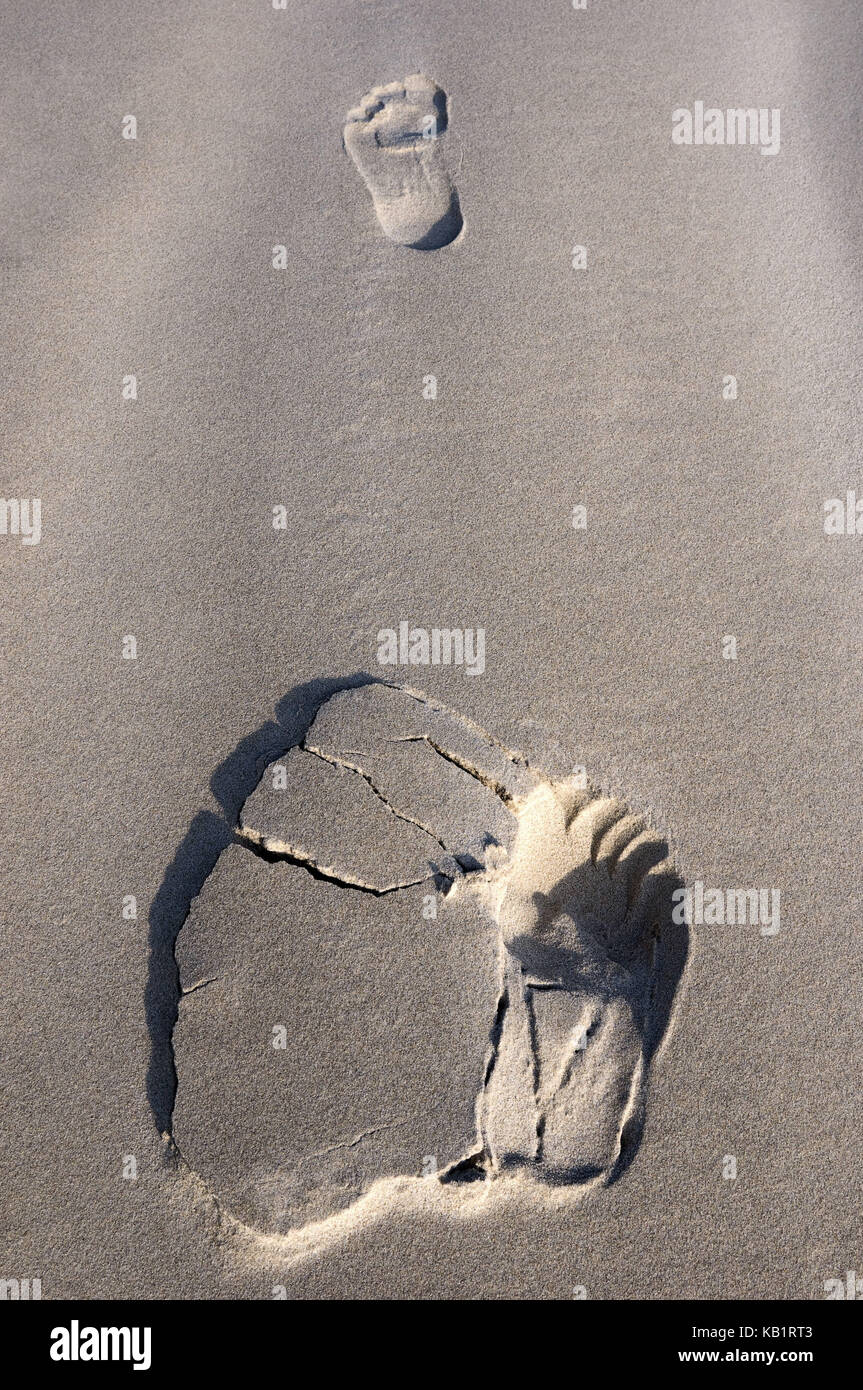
xmin=144 ymin=672 xmax=378 ymax=1134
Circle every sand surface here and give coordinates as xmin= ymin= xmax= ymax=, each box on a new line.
xmin=2 ymin=0 xmax=861 ymax=1298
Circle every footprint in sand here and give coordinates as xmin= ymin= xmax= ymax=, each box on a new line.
xmin=170 ymin=683 xmax=687 ymax=1237
xmin=486 ymin=783 xmax=683 ymax=1181
xmin=343 ymin=75 xmax=462 ymax=249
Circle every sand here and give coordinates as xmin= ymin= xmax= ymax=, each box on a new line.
xmin=1 ymin=0 xmax=861 ymax=1299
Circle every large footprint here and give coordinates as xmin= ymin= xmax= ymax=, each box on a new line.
xmin=170 ymin=683 xmax=686 ymax=1238
xmin=343 ymin=75 xmax=463 ymax=249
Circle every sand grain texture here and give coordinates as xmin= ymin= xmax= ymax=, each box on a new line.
xmin=1 ymin=0 xmax=861 ymax=1299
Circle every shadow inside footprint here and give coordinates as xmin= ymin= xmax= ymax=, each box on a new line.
xmin=145 ymin=673 xmax=378 ymax=1135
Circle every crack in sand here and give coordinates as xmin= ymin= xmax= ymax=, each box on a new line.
xmin=291 ymin=1116 xmax=418 ymax=1168
xmin=236 ymin=824 xmax=438 ymax=895
xmin=395 ymin=681 xmax=533 ymax=770
xmin=389 ymin=733 xmax=519 ymax=808
xmin=181 ymin=977 xmax=218 ymax=996
xmin=302 ymin=742 xmax=453 ymax=854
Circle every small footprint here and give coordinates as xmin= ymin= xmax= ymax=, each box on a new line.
xmin=343 ymin=75 xmax=463 ymax=250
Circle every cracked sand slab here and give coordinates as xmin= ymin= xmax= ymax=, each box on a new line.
xmin=304 ymin=682 xmax=538 ymax=865
xmin=171 ymin=681 xmax=686 ymax=1243
xmin=239 ymin=744 xmax=453 ymax=891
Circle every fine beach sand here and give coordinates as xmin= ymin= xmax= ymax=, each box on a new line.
xmin=2 ymin=0 xmax=862 ymax=1299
